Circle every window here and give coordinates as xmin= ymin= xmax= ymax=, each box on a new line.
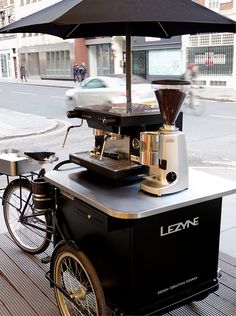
xmin=188 ymin=33 xmax=234 ymax=47
xmin=83 ymin=79 xmax=106 ymax=89
xmin=187 ymin=45 xmax=233 ymax=76
xmin=205 ymin=0 xmax=220 ymax=11
xmin=96 ymin=44 xmax=114 ymax=75
xmin=20 ymin=0 xmax=42 ymax=5
xmin=205 ymin=0 xmax=230 ymax=11
xmin=45 ymin=50 xmax=71 ymax=77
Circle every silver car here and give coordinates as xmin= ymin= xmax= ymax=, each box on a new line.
xmin=65 ymin=75 xmax=157 ymax=110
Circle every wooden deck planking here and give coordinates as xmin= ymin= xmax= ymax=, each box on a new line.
xmin=1 ymin=232 xmax=236 ymax=316
xmin=0 ymin=276 xmax=38 ymax=316
xmin=0 ymin=300 xmax=12 ymax=316
xmin=0 ymin=234 xmax=58 ymax=316
xmin=163 ymin=254 xmax=236 ymax=316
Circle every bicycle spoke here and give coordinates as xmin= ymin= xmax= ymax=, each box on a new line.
xmin=53 ymin=245 xmax=107 ymax=316
xmin=3 ymin=179 xmax=52 ymax=254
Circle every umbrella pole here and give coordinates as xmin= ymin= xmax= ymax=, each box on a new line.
xmin=126 ymin=24 xmax=132 ymax=113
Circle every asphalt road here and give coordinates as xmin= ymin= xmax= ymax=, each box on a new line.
xmin=1 ymin=82 xmax=235 ymax=167
xmin=184 ymin=99 xmax=236 ymax=167
xmin=0 ymin=83 xmax=68 ymax=119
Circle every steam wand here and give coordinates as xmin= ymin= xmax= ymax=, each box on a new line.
xmin=62 ymin=120 xmax=83 ymax=148
xmin=99 ymin=133 xmax=111 ymax=160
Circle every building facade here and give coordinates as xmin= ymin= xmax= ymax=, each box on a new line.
xmin=16 ymin=0 xmax=76 ymax=79
xmin=0 ymin=0 xmax=88 ymax=80
xmin=0 ymin=0 xmax=16 ymax=78
xmin=0 ymin=0 xmax=235 ymax=84
xmin=184 ymin=0 xmax=236 ymax=87
xmin=131 ymin=36 xmax=184 ymax=81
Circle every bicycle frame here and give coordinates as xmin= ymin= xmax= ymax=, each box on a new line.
xmin=1 ymin=173 xmax=34 ymax=210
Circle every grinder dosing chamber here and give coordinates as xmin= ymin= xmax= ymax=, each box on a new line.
xmin=140 ymin=80 xmax=191 ymax=196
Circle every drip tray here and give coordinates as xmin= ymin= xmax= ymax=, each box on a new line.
xmin=70 ymin=152 xmax=146 ymax=180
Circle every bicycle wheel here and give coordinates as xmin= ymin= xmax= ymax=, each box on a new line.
xmin=192 ymin=99 xmax=206 ymax=116
xmin=184 ymin=93 xmax=205 ymax=116
xmin=3 ymin=178 xmax=52 ymax=254
xmin=52 ymin=244 xmax=107 ymax=316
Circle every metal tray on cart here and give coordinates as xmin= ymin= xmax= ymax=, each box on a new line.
xmin=0 ymin=149 xmax=40 ymax=176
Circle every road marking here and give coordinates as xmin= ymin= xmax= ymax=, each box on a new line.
xmin=210 ymin=115 xmax=236 ymax=120
xmin=11 ymin=91 xmax=37 ymax=96
xmin=193 ymin=166 xmax=236 ymax=170
xmin=51 ymin=96 xmax=64 ymax=99
xmin=202 ymin=160 xmax=236 ymax=167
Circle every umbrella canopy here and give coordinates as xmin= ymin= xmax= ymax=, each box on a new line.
xmin=0 ymin=0 xmax=235 ymax=38
xmin=0 ymin=0 xmax=235 ymax=110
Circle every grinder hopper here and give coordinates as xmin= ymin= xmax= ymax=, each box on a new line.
xmin=140 ymin=80 xmax=191 ymax=196
xmin=153 ymin=80 xmax=191 ymax=128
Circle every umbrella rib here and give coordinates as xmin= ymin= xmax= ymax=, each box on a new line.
xmin=157 ymin=21 xmax=169 ymax=37
xmin=65 ymin=24 xmax=80 ymax=38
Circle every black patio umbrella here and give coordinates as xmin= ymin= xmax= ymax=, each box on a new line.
xmin=1 ymin=0 xmax=235 ymax=110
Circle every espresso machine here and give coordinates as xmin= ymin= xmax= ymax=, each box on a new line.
xmin=66 ymin=81 xmax=187 ymax=195
xmin=140 ymin=80 xmax=191 ymax=196
xmin=67 ymin=103 xmax=166 ymax=179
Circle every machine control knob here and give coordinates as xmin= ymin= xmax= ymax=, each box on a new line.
xmin=132 ymin=138 xmax=140 ymax=150
xmin=166 ymin=172 xmax=177 ymax=183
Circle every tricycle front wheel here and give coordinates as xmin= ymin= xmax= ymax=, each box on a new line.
xmin=52 ymin=244 xmax=107 ymax=316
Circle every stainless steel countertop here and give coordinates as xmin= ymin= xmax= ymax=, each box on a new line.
xmin=45 ymin=167 xmax=236 ymax=219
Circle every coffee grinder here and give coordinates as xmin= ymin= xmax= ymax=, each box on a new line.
xmin=140 ymin=80 xmax=191 ymax=196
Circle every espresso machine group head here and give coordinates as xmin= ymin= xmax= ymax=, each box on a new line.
xmin=140 ymin=80 xmax=191 ymax=196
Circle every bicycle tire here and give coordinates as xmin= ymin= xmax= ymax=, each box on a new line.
xmin=184 ymin=93 xmax=205 ymax=116
xmin=3 ymin=178 xmax=52 ymax=254
xmin=52 ymin=244 xmax=107 ymax=316
xmin=192 ymin=101 xmax=206 ymax=116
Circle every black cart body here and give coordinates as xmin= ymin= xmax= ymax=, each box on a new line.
xmin=45 ymin=168 xmax=236 ymax=315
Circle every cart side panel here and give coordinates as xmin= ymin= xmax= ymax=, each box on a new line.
xmin=56 ymin=195 xmax=222 ymax=314
xmin=128 ymin=198 xmax=222 ymax=314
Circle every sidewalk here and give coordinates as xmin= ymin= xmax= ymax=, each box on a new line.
xmin=193 ymin=85 xmax=236 ymax=102
xmin=0 ymin=108 xmax=58 ymax=140
xmin=0 ymin=77 xmax=72 ymax=139
xmin=0 ymin=77 xmax=77 ymax=89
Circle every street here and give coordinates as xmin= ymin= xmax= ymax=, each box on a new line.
xmin=0 ymin=82 xmax=236 ymax=258
xmin=0 ymin=82 xmax=235 ymax=168
xmin=0 ymin=82 xmax=94 ymax=160
xmin=0 ymin=83 xmax=68 ymax=119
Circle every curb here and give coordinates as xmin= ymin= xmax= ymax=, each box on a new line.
xmin=0 ymin=79 xmax=74 ymax=89
xmin=197 ymin=95 xmax=236 ymax=102
xmin=0 ymin=108 xmax=61 ymax=140
xmin=0 ymin=120 xmax=58 ymax=140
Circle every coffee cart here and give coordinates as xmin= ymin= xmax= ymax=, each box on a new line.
xmin=44 ymin=93 xmax=236 ymax=315
xmin=45 ymin=164 xmax=236 ymax=315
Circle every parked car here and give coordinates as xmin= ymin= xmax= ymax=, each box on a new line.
xmin=65 ymin=75 xmax=157 ymax=110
